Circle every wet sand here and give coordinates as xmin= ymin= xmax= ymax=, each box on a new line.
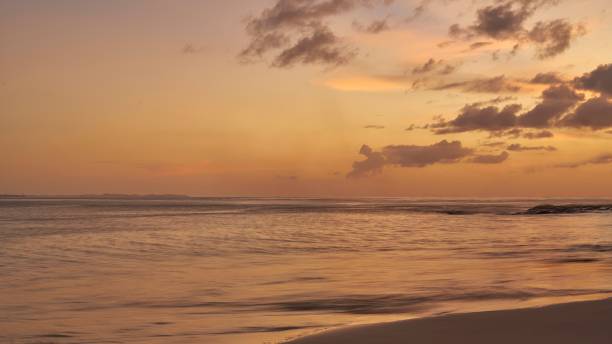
xmin=288 ymin=298 xmax=612 ymax=344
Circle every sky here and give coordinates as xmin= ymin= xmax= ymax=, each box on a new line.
xmin=1 ymin=0 xmax=612 ymax=197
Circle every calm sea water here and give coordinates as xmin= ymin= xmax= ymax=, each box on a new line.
xmin=1 ymin=198 xmax=612 ymax=343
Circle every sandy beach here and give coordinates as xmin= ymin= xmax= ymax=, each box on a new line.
xmin=288 ymin=298 xmax=612 ymax=344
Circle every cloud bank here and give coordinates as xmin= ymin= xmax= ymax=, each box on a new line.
xmin=348 ymin=140 xmax=509 ymax=177
xmin=426 ymin=64 xmax=612 ymax=134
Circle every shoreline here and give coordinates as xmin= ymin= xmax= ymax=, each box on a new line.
xmin=286 ymin=297 xmax=612 ymax=344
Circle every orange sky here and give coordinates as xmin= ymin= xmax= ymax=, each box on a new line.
xmin=1 ymin=0 xmax=612 ymax=197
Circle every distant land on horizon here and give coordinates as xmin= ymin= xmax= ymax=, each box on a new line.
xmin=3 ymin=194 xmax=612 ymax=202
xmin=0 ymin=194 xmax=194 ymax=200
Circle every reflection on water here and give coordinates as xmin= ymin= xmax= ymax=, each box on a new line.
xmin=1 ymin=198 xmax=611 ymax=343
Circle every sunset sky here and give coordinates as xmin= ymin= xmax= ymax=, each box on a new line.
xmin=1 ymin=0 xmax=612 ymax=197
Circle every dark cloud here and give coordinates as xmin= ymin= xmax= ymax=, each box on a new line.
xmin=480 ymin=141 xmax=507 ymax=148
xmin=462 ymin=2 xmax=530 ymax=40
xmin=245 ymin=0 xmax=364 ymax=34
xmin=431 ymin=103 xmax=522 ymax=134
xmin=471 ymin=96 xmax=517 ymax=107
xmin=413 ymin=58 xmax=440 ymax=74
xmin=182 ymin=43 xmax=206 ymax=54
xmin=408 ymin=0 xmax=431 ymax=21
xmin=448 ymin=1 xmax=583 ymax=59
xmin=239 ymin=33 xmax=289 ymax=60
xmin=469 ymin=41 xmax=494 ymax=50
xmin=517 ymin=84 xmax=584 ymax=128
xmin=530 ymin=72 xmax=564 ymax=84
xmin=272 ymin=25 xmax=356 ymax=67
xmin=573 ymin=64 xmax=612 ymax=95
xmin=507 ymin=143 xmax=557 ymax=151
xmin=556 ymin=154 xmax=612 ymax=168
xmin=523 ymin=130 xmax=554 ymax=139
xmin=240 ymin=0 xmax=393 ymax=68
xmin=468 ymin=151 xmax=510 ymax=164
xmin=559 ymin=96 xmax=612 ymax=130
xmin=437 ymin=40 xmax=456 ymax=48
xmin=491 ymin=49 xmax=501 ymax=61
xmin=489 ymin=128 xmax=554 ymax=140
xmin=427 ymin=75 xmax=612 ymax=134
xmin=528 ymin=19 xmax=586 ymax=59
xmin=347 ymin=144 xmax=387 ymax=177
xmin=489 ymin=128 xmax=524 ymax=139
xmin=353 ymin=18 xmax=390 ymax=34
xmin=348 ymin=140 xmax=491 ymax=177
xmin=364 ymin=125 xmax=385 ymax=129
xmin=412 ymin=58 xmax=458 ymax=76
xmin=407 ymin=0 xmax=455 ymax=22
xmin=383 ymin=140 xmax=472 ymax=167
xmin=433 ymin=75 xmax=521 ymax=93
xmin=439 ymin=65 xmax=457 ymax=75
xmin=384 ymin=140 xmax=473 ymax=166
xmin=449 ymin=1 xmax=558 ymax=41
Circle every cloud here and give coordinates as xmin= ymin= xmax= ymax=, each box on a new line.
xmin=471 ymin=96 xmax=517 ymax=107
xmin=507 ymin=143 xmax=557 ymax=151
xmin=488 ymin=128 xmax=555 ymax=140
xmin=452 ymin=2 xmax=530 ymax=40
xmin=530 ymin=72 xmax=564 ymax=84
xmin=413 ymin=58 xmax=440 ymax=74
xmin=523 ymin=130 xmax=554 ymax=139
xmin=480 ymin=141 xmax=507 ymax=148
xmin=245 ymin=0 xmax=365 ymax=34
xmin=406 ymin=0 xmax=448 ymax=22
xmin=556 ymin=154 xmax=612 ymax=168
xmin=517 ymin=84 xmax=584 ymax=128
xmin=573 ymin=64 xmax=612 ymax=95
xmin=240 ymin=0 xmax=392 ymax=68
xmin=348 ymin=144 xmax=387 ymax=177
xmin=383 ymin=140 xmax=473 ymax=167
xmin=182 ymin=43 xmax=206 ymax=54
xmin=239 ymin=33 xmax=289 ymax=60
xmin=433 ymin=75 xmax=521 ymax=93
xmin=348 ymin=140 xmax=509 ymax=177
xmin=469 ymin=41 xmax=494 ymax=50
xmin=353 ymin=18 xmax=390 ymax=34
xmin=448 ymin=1 xmax=584 ymax=59
xmin=437 ymin=40 xmax=456 ymax=48
xmin=559 ymin=96 xmax=612 ymax=129
xmin=488 ymin=128 xmax=524 ymax=138
xmin=468 ymin=151 xmax=510 ymax=164
xmin=272 ymin=25 xmax=357 ymax=68
xmin=364 ymin=125 xmax=385 ymax=129
xmin=528 ymin=19 xmax=586 ymax=59
xmin=427 ymin=74 xmax=612 ymax=134
xmin=412 ymin=58 xmax=457 ymax=75
xmin=439 ymin=65 xmax=458 ymax=75
xmin=431 ymin=103 xmax=522 ymax=134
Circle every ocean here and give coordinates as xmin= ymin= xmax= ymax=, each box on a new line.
xmin=1 ymin=197 xmax=611 ymax=343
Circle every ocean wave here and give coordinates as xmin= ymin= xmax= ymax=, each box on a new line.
xmin=524 ymin=204 xmax=612 ymax=215
xmin=4 ymin=199 xmax=612 ymax=219
xmin=107 ymin=288 xmax=612 ymax=316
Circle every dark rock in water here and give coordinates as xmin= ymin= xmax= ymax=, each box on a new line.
xmin=525 ymin=204 xmax=612 ymax=215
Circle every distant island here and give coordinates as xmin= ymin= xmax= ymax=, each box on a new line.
xmin=525 ymin=204 xmax=612 ymax=215
xmin=0 ymin=194 xmax=193 ymax=200
xmin=0 ymin=194 xmax=26 ymax=198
